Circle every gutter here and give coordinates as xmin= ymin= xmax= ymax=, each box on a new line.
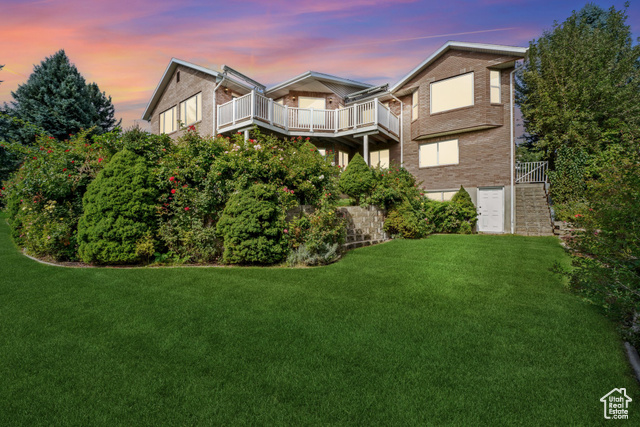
xmin=510 ymin=62 xmax=525 ymax=234
xmin=389 ymin=93 xmax=404 ymax=166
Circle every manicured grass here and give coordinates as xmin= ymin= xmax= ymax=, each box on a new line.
xmin=0 ymin=217 xmax=638 ymax=425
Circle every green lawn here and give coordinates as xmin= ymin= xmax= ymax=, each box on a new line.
xmin=0 ymin=218 xmax=638 ymax=425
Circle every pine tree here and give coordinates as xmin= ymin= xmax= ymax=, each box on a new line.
xmin=3 ymin=50 xmax=120 ymax=145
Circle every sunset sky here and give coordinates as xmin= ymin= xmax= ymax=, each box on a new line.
xmin=1 ymin=0 xmax=638 ymax=128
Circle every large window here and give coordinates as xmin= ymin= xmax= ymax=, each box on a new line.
xmin=430 ymin=72 xmax=474 ymax=114
xmin=370 ymin=149 xmax=390 ymax=168
xmin=337 ymin=150 xmax=349 ymax=168
xmin=179 ymin=93 xmax=202 ymax=126
xmin=490 ymin=70 xmax=501 ymax=104
xmin=412 ymin=90 xmax=419 ymax=121
xmin=298 ymin=97 xmax=325 ymax=109
xmin=160 ymin=106 xmax=177 ymax=134
xmin=419 ymin=139 xmax=459 ymax=167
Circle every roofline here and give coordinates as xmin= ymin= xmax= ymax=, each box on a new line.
xmin=265 ymin=71 xmax=372 ymax=95
xmin=142 ymin=58 xmax=254 ymax=121
xmin=389 ymin=41 xmax=528 ymax=93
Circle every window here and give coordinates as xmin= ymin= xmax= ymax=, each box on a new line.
xmin=419 ymin=139 xmax=459 ymax=167
xmin=176 ymin=71 xmax=180 ymax=83
xmin=159 ymin=106 xmax=176 ymax=134
xmin=179 ymin=93 xmax=202 ymax=126
xmin=370 ymin=149 xmax=390 ymax=168
xmin=412 ymin=90 xmax=419 ymax=121
xmin=317 ymin=148 xmax=326 ymax=156
xmin=298 ymin=97 xmax=325 ymax=109
xmin=430 ymin=72 xmax=474 ymax=114
xmin=337 ymin=150 xmax=349 ymax=167
xmin=490 ymin=70 xmax=501 ymax=104
xmin=275 ymin=98 xmax=284 ymax=105
xmin=426 ymin=191 xmax=458 ymax=202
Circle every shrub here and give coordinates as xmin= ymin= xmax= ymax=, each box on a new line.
xmin=384 ymin=200 xmax=429 ymax=239
xmin=562 ymin=139 xmax=640 ymax=347
xmin=287 ymin=193 xmax=346 ymax=266
xmin=338 ymin=153 xmax=374 ymax=203
xmin=156 ymin=130 xmax=225 ymax=263
xmin=424 ymin=201 xmax=462 ymax=234
xmin=287 ymin=243 xmax=340 ymax=267
xmin=216 ymin=183 xmax=291 ymax=265
xmin=77 ymin=149 xmax=158 ymax=264
xmin=366 ymin=164 xmax=422 ymax=210
xmin=1 ymin=130 xmax=116 ymax=260
xmin=451 ymin=186 xmax=478 ymax=230
xmin=548 ymin=145 xmax=588 ymax=205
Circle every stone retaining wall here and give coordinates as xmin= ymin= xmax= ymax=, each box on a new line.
xmin=337 ymin=206 xmax=389 ymax=250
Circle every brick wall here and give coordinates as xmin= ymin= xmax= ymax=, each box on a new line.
xmin=149 ymin=65 xmax=218 ymax=138
xmin=397 ymin=50 xmax=516 ymax=191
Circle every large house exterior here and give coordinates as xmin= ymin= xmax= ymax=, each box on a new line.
xmin=142 ymin=41 xmax=552 ymax=235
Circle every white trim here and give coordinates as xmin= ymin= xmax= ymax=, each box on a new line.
xmin=142 ymin=58 xmax=253 ymax=121
xmin=265 ymin=71 xmax=371 ymax=95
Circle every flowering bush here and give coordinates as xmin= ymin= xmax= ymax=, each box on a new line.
xmin=2 ymin=126 xmax=343 ymax=266
xmin=1 ymin=130 xmax=117 ymax=260
xmin=77 ymin=149 xmax=158 ymax=264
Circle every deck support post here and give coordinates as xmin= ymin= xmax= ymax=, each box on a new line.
xmin=363 ymin=134 xmax=369 ymax=166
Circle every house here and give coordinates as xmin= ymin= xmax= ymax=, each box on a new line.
xmin=142 ymin=41 xmax=553 ymax=235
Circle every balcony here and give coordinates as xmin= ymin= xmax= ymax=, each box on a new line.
xmin=217 ymin=91 xmax=400 ymax=140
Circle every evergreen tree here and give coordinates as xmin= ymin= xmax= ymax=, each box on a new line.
xmin=2 ymin=50 xmax=120 ymax=145
xmin=516 ymin=3 xmax=640 ymax=164
xmin=77 ymin=149 xmax=157 ymax=264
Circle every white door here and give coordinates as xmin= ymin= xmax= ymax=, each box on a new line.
xmin=477 ymin=187 xmax=504 ymax=233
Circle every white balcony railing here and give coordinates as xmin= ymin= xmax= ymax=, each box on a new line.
xmin=217 ymin=91 xmax=400 ymax=137
xmin=516 ymin=161 xmax=548 ymax=183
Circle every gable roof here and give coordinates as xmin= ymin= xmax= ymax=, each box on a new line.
xmin=265 ymin=71 xmax=372 ymax=99
xmin=142 ymin=58 xmax=254 ymax=121
xmin=389 ymin=41 xmax=528 ymax=94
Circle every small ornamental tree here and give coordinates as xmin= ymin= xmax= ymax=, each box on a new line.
xmin=451 ymin=185 xmax=478 ymax=231
xmin=216 ymin=183 xmax=290 ymax=265
xmin=338 ymin=153 xmax=374 ymax=203
xmin=77 ymin=149 xmax=158 ymax=264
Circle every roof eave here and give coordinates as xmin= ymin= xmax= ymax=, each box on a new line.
xmin=389 ymin=41 xmax=528 ymax=94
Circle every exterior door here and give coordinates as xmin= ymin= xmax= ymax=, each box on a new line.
xmin=477 ymin=187 xmax=504 ymax=233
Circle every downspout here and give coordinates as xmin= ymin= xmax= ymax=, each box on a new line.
xmin=388 ymin=93 xmax=404 ymax=165
xmin=510 ymin=62 xmax=524 ymax=234
xmin=212 ymin=72 xmax=227 ymax=136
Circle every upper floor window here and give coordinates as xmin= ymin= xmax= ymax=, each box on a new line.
xmin=275 ymin=98 xmax=284 ymax=105
xmin=160 ymin=106 xmax=176 ymax=134
xmin=412 ymin=91 xmax=419 ymax=121
xmin=430 ymin=72 xmax=474 ymax=114
xmin=180 ymin=93 xmax=202 ymax=126
xmin=490 ymin=70 xmax=501 ymax=104
xmin=370 ymin=149 xmax=390 ymax=168
xmin=419 ymin=139 xmax=459 ymax=168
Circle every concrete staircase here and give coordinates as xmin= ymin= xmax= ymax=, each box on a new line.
xmin=515 ymin=183 xmax=554 ymax=236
